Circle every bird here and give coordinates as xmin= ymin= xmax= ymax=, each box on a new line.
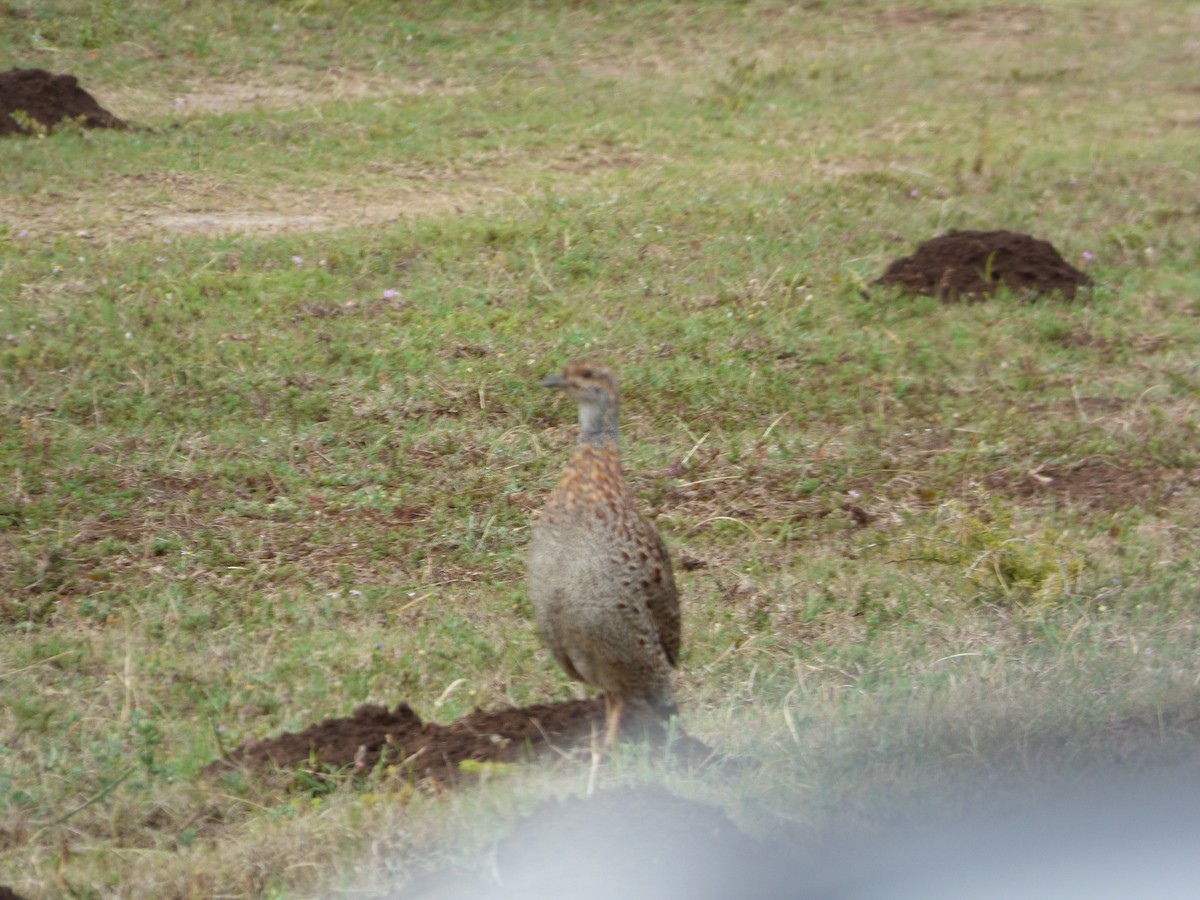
xmin=527 ymin=360 xmax=681 ymax=749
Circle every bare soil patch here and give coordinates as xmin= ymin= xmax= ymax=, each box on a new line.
xmin=1048 ymin=328 xmax=1172 ymax=355
xmin=171 ymin=73 xmax=474 ymax=115
xmin=139 ymin=185 xmax=478 ymax=235
xmin=0 ymin=68 xmax=128 ymax=136
xmin=875 ymin=229 xmax=1091 ymax=301
xmin=7 ymin=180 xmax=486 ymax=238
xmin=985 ymin=459 xmax=1198 ymax=511
xmin=205 ymin=698 xmax=716 ymax=786
xmin=875 ymin=4 xmax=1045 ymax=36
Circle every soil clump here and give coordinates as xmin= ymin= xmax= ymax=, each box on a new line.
xmin=875 ymin=229 xmax=1091 ymax=301
xmin=0 ymin=68 xmax=129 ymax=136
xmin=205 ymin=698 xmax=716 ymax=785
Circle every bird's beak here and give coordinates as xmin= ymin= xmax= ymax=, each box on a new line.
xmin=542 ymin=373 xmax=568 ymax=389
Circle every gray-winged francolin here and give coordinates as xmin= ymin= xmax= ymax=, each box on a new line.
xmin=527 ymin=361 xmax=681 ymax=748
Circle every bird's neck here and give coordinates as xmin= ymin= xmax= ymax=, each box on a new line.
xmin=578 ymin=400 xmax=620 ymax=448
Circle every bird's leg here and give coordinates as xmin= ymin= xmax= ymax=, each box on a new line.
xmin=603 ymin=693 xmax=626 ymax=750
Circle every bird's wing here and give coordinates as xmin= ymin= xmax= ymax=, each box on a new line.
xmin=641 ymin=522 xmax=681 ymax=668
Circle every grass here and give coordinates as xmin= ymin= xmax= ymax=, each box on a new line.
xmin=2 ymin=0 xmax=1199 ymax=896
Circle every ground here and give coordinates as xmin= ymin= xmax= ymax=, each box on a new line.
xmin=2 ymin=2 xmax=1197 ymax=896
xmin=0 ymin=69 xmax=1093 ymax=306
xmin=2 ymin=69 xmax=1141 ymax=801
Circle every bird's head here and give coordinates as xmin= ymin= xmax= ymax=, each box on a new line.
xmin=543 ymin=360 xmax=619 ymax=406
xmin=543 ymin=360 xmax=620 ymax=444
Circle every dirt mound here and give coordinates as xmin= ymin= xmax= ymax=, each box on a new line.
xmin=401 ymin=786 xmax=793 ymax=900
xmin=875 ymin=229 xmax=1091 ymax=301
xmin=205 ymin=698 xmax=717 ymax=784
xmin=0 ymin=68 xmax=129 ymax=136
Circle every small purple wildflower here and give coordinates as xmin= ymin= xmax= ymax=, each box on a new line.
xmin=17 ymin=229 xmax=29 ymax=238
xmin=1081 ymin=250 xmax=1095 ymax=263
xmin=291 ymin=255 xmax=304 ymax=265
xmin=909 ymin=188 xmax=920 ymax=198
xmin=382 ymin=288 xmax=402 ymax=299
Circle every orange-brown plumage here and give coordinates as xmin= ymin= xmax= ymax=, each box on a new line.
xmin=527 ymin=361 xmax=680 ymax=746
